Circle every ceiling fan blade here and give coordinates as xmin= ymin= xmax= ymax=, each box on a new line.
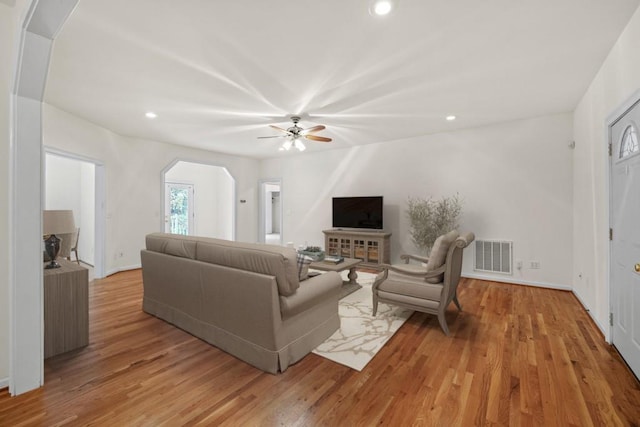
xmin=257 ymin=135 xmax=286 ymax=139
xmin=305 ymin=134 xmax=332 ymax=142
xmin=270 ymin=125 xmax=292 ymax=134
xmin=300 ymin=125 xmax=326 ymax=135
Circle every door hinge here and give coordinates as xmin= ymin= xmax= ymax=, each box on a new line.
xmin=610 ymin=312 xmax=614 ymax=326
xmin=609 ymin=228 xmax=613 ymax=241
xmin=608 ymin=143 xmax=612 ymax=156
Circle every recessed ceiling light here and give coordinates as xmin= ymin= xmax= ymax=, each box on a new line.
xmin=446 ymin=115 xmax=456 ymax=121
xmin=370 ymin=0 xmax=393 ymax=16
xmin=145 ymin=112 xmax=157 ymax=119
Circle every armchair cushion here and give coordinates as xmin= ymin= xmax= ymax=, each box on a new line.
xmin=378 ymin=271 xmax=443 ymax=301
xmin=425 ymin=230 xmax=459 ymax=283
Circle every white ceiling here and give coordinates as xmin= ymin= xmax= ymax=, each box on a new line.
xmin=45 ymin=0 xmax=640 ymax=159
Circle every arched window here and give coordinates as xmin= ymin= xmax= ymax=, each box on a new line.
xmin=619 ymin=124 xmax=639 ymax=159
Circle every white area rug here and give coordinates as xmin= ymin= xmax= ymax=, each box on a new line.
xmin=312 ymin=271 xmax=413 ymax=371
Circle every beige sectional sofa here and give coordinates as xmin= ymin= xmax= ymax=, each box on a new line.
xmin=140 ymin=233 xmax=342 ymax=373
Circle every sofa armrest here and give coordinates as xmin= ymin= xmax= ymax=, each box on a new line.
xmin=279 ymin=271 xmax=342 ymax=319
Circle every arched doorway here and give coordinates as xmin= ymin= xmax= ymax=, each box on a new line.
xmin=162 ymin=160 xmax=235 ymax=240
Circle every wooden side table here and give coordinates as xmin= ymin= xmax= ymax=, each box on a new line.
xmin=310 ymin=257 xmax=363 ymax=285
xmin=43 ymin=259 xmax=89 ymax=358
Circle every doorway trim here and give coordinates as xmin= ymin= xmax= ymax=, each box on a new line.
xmin=10 ymin=0 xmax=80 ymax=395
xmin=606 ymin=88 xmax=640 ymax=344
xmin=258 ymin=178 xmax=283 ymax=245
xmin=160 ymin=158 xmax=236 ymax=241
xmin=44 ymin=147 xmax=107 ymax=279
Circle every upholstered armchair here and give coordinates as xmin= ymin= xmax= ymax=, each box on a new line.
xmin=372 ymin=231 xmax=475 ymax=335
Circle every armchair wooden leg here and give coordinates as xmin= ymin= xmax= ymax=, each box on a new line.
xmin=437 ymin=312 xmax=450 ymax=336
xmin=453 ymin=294 xmax=462 ymax=311
xmin=372 ymin=297 xmax=379 ymax=316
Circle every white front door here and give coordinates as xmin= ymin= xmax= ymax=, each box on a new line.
xmin=165 ymin=182 xmax=195 ymax=235
xmin=610 ymin=98 xmax=640 ymax=379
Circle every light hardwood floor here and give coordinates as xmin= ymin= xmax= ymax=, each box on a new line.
xmin=1 ymin=270 xmax=639 ymax=426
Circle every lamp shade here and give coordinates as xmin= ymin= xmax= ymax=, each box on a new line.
xmin=43 ymin=210 xmax=76 ymax=235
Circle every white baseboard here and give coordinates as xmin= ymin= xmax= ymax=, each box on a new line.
xmin=0 ymin=377 xmax=8 ymax=391
xmin=571 ymin=289 xmax=609 ymax=341
xmin=463 ymin=273 xmax=572 ymax=291
xmin=105 ymin=263 xmax=141 ymax=277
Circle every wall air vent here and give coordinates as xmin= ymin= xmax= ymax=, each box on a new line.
xmin=474 ymin=240 xmax=513 ymax=275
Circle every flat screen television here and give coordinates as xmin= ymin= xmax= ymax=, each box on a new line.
xmin=332 ymin=196 xmax=383 ymax=230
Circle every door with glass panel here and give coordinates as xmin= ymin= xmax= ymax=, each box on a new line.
xmin=609 ymin=98 xmax=640 ymax=380
xmin=164 ymin=182 xmax=194 ymax=235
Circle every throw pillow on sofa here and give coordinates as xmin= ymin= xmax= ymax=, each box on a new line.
xmin=296 ymin=253 xmax=313 ymax=281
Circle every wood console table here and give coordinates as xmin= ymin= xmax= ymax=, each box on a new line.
xmin=43 ymin=259 xmax=89 ymax=358
xmin=323 ymin=229 xmax=391 ymax=268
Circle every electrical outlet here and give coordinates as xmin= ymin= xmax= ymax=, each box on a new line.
xmin=530 ymin=261 xmax=540 ymax=269
xmin=516 ymin=260 xmax=523 ymax=270
xmin=119 ymin=252 xmax=124 ymax=258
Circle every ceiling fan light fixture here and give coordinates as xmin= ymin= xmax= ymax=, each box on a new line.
xmin=370 ymin=0 xmax=393 ymax=16
xmin=259 ymin=115 xmax=331 ymax=151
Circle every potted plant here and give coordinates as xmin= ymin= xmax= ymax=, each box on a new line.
xmin=407 ymin=194 xmax=463 ymax=253
xmin=298 ymin=245 xmax=325 ymax=261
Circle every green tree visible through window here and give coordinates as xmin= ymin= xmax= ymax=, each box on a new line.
xmin=170 ymin=187 xmax=189 ymax=235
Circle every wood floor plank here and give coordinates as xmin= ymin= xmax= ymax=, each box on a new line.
xmin=1 ymin=272 xmax=639 ymax=426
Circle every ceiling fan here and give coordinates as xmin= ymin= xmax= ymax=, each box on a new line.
xmin=258 ymin=116 xmax=332 ymax=151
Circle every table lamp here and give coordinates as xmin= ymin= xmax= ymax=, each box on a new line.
xmin=43 ymin=210 xmax=76 ymax=269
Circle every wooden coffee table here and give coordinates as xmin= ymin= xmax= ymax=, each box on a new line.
xmin=310 ymin=257 xmax=362 ymax=285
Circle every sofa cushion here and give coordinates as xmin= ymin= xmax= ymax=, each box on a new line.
xmin=296 ymin=253 xmax=313 ymax=281
xmin=425 ymin=230 xmax=459 ymax=284
xmin=146 ymin=233 xmax=197 ymax=259
xmin=194 ymin=237 xmax=300 ymax=296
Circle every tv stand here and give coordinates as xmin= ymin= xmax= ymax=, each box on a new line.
xmin=323 ymin=229 xmax=391 ymax=268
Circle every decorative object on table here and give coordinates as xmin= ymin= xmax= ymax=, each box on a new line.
xmin=323 ymin=255 xmax=344 ymax=264
xmin=297 ymin=245 xmax=325 ymax=261
xmin=406 ymin=193 xmax=463 ymax=253
xmin=43 ymin=210 xmax=76 ymax=269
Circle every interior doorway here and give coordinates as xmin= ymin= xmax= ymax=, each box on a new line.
xmin=259 ymin=179 xmax=282 ymax=245
xmin=44 ymin=149 xmax=106 ymax=278
xmin=162 ymin=160 xmax=235 ymax=240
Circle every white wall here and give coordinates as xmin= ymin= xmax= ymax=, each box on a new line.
xmin=165 ymin=161 xmax=234 ymax=239
xmin=214 ymin=167 xmax=234 ymax=240
xmin=43 ymin=104 xmax=259 ymax=275
xmin=79 ymin=162 xmax=96 ymax=264
xmin=45 ymin=155 xmax=81 ymax=214
xmin=0 ymin=0 xmax=29 ymax=390
xmin=261 ymin=114 xmax=574 ymax=288
xmin=573 ymin=5 xmax=640 ymax=336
